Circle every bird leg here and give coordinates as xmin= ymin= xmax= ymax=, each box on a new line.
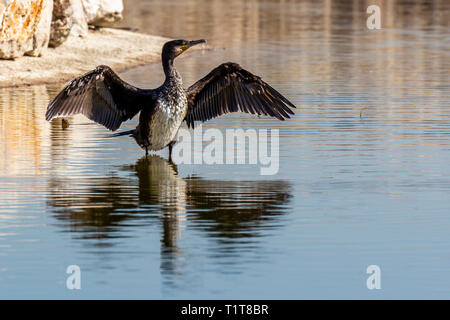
xmin=145 ymin=146 xmax=149 ymax=158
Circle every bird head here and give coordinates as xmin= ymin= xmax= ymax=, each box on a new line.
xmin=162 ymin=39 xmax=206 ymax=61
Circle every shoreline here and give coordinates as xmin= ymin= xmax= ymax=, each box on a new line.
xmin=0 ymin=28 xmax=177 ymax=88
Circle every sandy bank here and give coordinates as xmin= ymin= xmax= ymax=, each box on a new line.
xmin=0 ymin=28 xmax=171 ymax=88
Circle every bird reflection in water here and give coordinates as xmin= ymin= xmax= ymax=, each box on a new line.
xmin=47 ymin=156 xmax=292 ymax=286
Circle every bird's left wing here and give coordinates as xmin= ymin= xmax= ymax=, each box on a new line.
xmin=185 ymin=62 xmax=296 ymax=129
xmin=45 ymin=65 xmax=156 ymax=131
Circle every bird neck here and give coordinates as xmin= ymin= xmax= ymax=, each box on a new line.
xmin=163 ymin=57 xmax=175 ymax=77
xmin=162 ymin=57 xmax=182 ymax=85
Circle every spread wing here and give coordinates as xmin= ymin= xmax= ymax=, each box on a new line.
xmin=45 ymin=65 xmax=155 ymax=131
xmin=185 ymin=62 xmax=296 ymax=128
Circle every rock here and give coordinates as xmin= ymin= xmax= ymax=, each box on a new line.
xmin=0 ymin=3 xmax=5 ymax=23
xmin=0 ymin=0 xmax=53 ymax=59
xmin=82 ymin=0 xmax=123 ymax=27
xmin=49 ymin=0 xmax=72 ymax=47
xmin=0 ymin=0 xmax=43 ymax=59
xmin=68 ymin=0 xmax=88 ymax=37
xmin=25 ymin=0 xmax=52 ymax=56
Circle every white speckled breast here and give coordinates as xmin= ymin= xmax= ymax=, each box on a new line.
xmin=148 ymin=92 xmax=187 ymax=151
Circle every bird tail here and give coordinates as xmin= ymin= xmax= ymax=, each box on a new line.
xmin=108 ymin=129 xmax=135 ymax=138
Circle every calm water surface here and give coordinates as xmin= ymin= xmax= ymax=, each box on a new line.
xmin=1 ymin=0 xmax=450 ymax=298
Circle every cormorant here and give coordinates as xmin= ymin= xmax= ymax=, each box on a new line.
xmin=45 ymin=39 xmax=296 ymax=158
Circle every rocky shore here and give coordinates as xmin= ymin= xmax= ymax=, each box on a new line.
xmin=0 ymin=27 xmax=170 ymax=88
xmin=0 ymin=0 xmax=186 ymax=88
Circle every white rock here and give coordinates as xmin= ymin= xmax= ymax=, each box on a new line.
xmin=0 ymin=40 xmax=31 ymax=59
xmin=0 ymin=0 xmax=53 ymax=59
xmin=82 ymin=0 xmax=123 ymax=27
xmin=25 ymin=0 xmax=53 ymax=56
xmin=68 ymin=0 xmax=88 ymax=37
xmin=0 ymin=2 xmax=5 ymax=23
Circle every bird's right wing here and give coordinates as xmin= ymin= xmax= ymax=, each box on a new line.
xmin=45 ymin=65 xmax=156 ymax=131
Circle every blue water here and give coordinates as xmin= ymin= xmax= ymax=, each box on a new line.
xmin=1 ymin=0 xmax=450 ymax=299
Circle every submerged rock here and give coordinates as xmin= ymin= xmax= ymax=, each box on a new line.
xmin=49 ymin=0 xmax=72 ymax=47
xmin=82 ymin=0 xmax=123 ymax=27
xmin=0 ymin=0 xmax=53 ymax=59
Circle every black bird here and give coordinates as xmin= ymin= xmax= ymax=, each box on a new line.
xmin=45 ymin=39 xmax=296 ymax=158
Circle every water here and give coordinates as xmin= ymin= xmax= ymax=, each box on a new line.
xmin=1 ymin=0 xmax=450 ymax=299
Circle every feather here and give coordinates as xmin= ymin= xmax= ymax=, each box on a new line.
xmin=185 ymin=62 xmax=296 ymax=128
xmin=45 ymin=65 xmax=155 ymax=131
